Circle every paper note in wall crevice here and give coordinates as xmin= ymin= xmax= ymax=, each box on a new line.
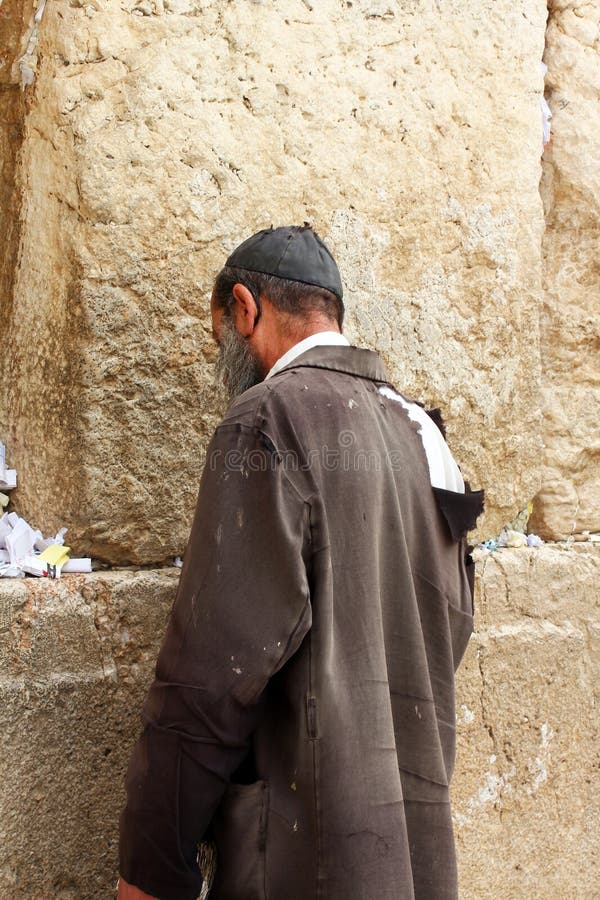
xmin=22 ymin=555 xmax=49 ymax=577
xmin=0 ymin=441 xmax=17 ymax=491
xmin=5 ymin=518 xmax=38 ymax=565
xmin=0 ymin=470 xmax=17 ymax=491
xmin=39 ymin=544 xmax=71 ymax=568
xmin=62 ymin=558 xmax=92 ymax=574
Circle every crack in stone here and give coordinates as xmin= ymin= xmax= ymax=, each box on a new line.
xmin=476 ymin=643 xmax=498 ymax=757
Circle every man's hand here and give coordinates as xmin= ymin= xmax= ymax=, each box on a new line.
xmin=116 ymin=877 xmax=159 ymax=900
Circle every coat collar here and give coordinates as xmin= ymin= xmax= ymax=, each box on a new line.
xmin=272 ymin=344 xmax=389 ymax=383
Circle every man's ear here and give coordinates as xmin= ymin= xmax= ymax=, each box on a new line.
xmin=231 ymin=283 xmax=259 ymax=337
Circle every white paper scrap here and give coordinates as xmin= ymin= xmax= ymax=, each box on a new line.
xmin=0 ymin=470 xmax=17 ymax=491
xmin=62 ymin=558 xmax=92 ymax=574
xmin=33 ymin=531 xmax=49 ymax=552
xmin=54 ymin=527 xmax=68 ymax=545
xmin=22 ymin=555 xmax=48 ymax=577
xmin=0 ymin=563 xmax=23 ymax=578
xmin=5 ymin=517 xmax=37 ymax=565
xmin=0 ymin=516 xmax=12 ymax=549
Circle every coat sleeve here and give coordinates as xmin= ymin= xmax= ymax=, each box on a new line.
xmin=119 ymin=423 xmax=312 ymax=900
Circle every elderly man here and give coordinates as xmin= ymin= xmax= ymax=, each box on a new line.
xmin=118 ymin=225 xmax=483 ymax=900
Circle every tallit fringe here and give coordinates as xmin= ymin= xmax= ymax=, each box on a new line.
xmin=197 ymin=841 xmax=217 ymax=900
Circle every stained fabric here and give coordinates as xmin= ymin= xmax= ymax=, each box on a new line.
xmin=120 ymin=345 xmax=483 ymax=900
xmin=433 ymin=486 xmax=485 ymax=542
xmin=265 ymin=332 xmax=349 ymax=380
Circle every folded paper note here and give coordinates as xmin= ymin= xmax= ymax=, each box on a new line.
xmin=39 ymin=544 xmax=71 ymax=568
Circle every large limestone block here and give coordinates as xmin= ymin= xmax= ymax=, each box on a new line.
xmin=0 ymin=548 xmax=598 ymax=897
xmin=531 ymin=0 xmax=600 ymax=540
xmin=454 ymin=545 xmax=600 ymax=898
xmin=474 ymin=540 xmax=599 ymax=624
xmin=1 ymin=1 xmax=549 ymax=562
xmin=0 ymin=570 xmax=178 ymax=900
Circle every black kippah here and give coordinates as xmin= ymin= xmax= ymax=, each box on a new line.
xmin=225 ymin=225 xmax=343 ymax=300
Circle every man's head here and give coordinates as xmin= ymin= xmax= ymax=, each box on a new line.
xmin=211 ymin=225 xmax=344 ymax=398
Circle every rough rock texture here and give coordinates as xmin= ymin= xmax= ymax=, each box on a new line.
xmin=530 ymin=0 xmax=600 ymax=540
xmin=0 ymin=0 xmax=550 ymax=563
xmin=0 ymin=548 xmax=598 ymax=898
xmin=0 ymin=569 xmax=180 ymax=900
xmin=454 ymin=544 xmax=599 ymax=897
xmin=0 ymin=1 xmax=29 ymax=354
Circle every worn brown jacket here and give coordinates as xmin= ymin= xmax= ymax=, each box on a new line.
xmin=120 ymin=346 xmax=483 ymax=900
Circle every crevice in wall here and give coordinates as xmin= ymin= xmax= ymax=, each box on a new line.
xmin=530 ymin=0 xmax=599 ymax=541
xmin=476 ymin=643 xmax=499 ymax=758
xmin=0 ymin=1 xmax=36 ymax=434
xmin=0 ymin=0 xmax=46 ymax=435
xmin=539 ymin=1 xmax=556 ymax=240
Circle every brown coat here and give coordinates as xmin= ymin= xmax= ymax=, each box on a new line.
xmin=120 ymin=346 xmax=483 ymax=900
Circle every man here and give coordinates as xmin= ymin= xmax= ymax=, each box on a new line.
xmin=118 ymin=225 xmax=483 ymax=900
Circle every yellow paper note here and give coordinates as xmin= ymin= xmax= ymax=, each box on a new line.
xmin=39 ymin=544 xmax=71 ymax=567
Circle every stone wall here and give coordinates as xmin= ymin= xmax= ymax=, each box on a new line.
xmin=1 ymin=0 xmax=553 ymax=563
xmin=456 ymin=544 xmax=599 ymax=897
xmin=0 ymin=547 xmax=598 ymax=898
xmin=530 ymin=0 xmax=600 ymax=540
xmin=0 ymin=569 xmax=180 ymax=900
xmin=1 ymin=1 xmax=599 ymax=898
xmin=0 ymin=1 xmax=28 ymax=361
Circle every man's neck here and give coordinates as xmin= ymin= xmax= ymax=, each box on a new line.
xmin=264 ymin=329 xmax=349 ymax=381
xmin=260 ymin=320 xmax=342 ymax=376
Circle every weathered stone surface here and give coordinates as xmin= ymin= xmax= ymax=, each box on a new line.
xmin=0 ymin=0 xmax=550 ymax=563
xmin=0 ymin=548 xmax=598 ymax=898
xmin=0 ymin=1 xmax=30 ymax=362
xmin=458 ymin=544 xmax=600 ymax=897
xmin=531 ymin=0 xmax=600 ymax=540
xmin=0 ymin=569 xmax=179 ymax=900
xmin=454 ymin=544 xmax=600 ymax=898
xmin=473 ymin=540 xmax=600 ymax=624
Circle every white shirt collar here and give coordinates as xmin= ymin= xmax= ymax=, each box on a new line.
xmin=265 ymin=332 xmax=350 ymax=380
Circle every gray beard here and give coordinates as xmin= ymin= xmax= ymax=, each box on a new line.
xmin=215 ymin=315 xmax=264 ymax=400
